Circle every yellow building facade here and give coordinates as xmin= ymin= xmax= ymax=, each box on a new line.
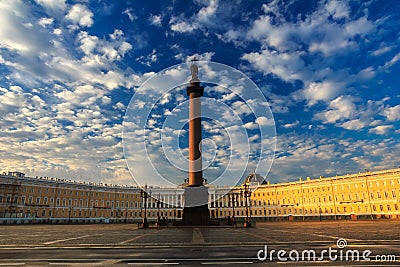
xmin=1 ymin=168 xmax=399 ymax=224
xmin=211 ymin=168 xmax=400 ymax=221
xmin=0 ymin=172 xmax=184 ymax=224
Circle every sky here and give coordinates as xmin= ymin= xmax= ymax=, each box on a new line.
xmin=0 ymin=0 xmax=399 ymax=187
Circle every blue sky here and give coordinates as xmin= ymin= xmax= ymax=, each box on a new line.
xmin=0 ymin=0 xmax=399 ymax=186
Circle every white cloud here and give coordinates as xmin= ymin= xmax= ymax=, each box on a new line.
xmin=242 ymin=50 xmax=305 ymax=82
xmin=302 ymin=81 xmax=344 ymax=106
xmin=137 ymin=49 xmax=158 ymax=67
xmin=369 ymin=125 xmax=393 ymax=135
xmin=109 ymin=29 xmax=123 ymax=39
xmin=66 ymin=4 xmax=94 ymax=27
xmin=314 ymin=95 xmax=356 ymax=124
xmin=0 ymin=1 xmax=53 ymax=53
xmin=283 ymin=121 xmax=299 ymax=129
xmin=341 ymin=119 xmax=365 ymax=130
xmin=256 ymin=116 xmax=274 ymax=126
xmin=38 ymin=17 xmax=54 ymax=27
xmin=197 ymin=0 xmax=218 ymax=25
xmin=325 ymin=0 xmax=350 ymax=19
xmin=35 ymin=0 xmax=66 ymax=12
xmin=123 ymin=8 xmax=136 ymax=22
xmin=77 ymin=31 xmax=99 ymax=55
xmin=244 ymin=122 xmax=258 ymax=130
xmin=239 ymin=0 xmax=376 ymax=112
xmin=383 ymin=53 xmax=400 ymax=69
xmin=383 ymin=105 xmax=400 ymax=121
xmin=170 ymin=19 xmax=198 ymax=33
xmin=149 ymin=14 xmax=162 ymax=27
xmin=371 ymin=46 xmax=392 ymax=56
xmin=77 ymin=30 xmax=132 ymax=66
xmin=53 ymin=28 xmax=62 ymax=35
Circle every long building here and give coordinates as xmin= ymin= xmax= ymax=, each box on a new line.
xmin=1 ymin=168 xmax=400 ymax=224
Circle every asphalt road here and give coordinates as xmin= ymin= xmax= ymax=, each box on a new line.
xmin=0 ymin=221 xmax=399 ymax=266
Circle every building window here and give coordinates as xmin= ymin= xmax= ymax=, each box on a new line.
xmin=36 ymin=197 xmax=40 ymax=204
xmin=44 ymin=197 xmax=48 ymax=205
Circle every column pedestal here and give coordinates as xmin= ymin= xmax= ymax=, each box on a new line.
xmin=182 ymin=186 xmax=211 ymax=226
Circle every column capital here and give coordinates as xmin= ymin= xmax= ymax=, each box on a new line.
xmin=187 ymin=83 xmax=204 ymax=97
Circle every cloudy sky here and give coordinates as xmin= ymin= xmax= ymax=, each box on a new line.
xmin=0 ymin=0 xmax=399 ymax=187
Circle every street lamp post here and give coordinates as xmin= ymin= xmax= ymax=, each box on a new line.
xmin=241 ymin=183 xmax=252 ymax=228
xmin=173 ymin=191 xmax=176 ymax=223
xmin=140 ymin=185 xmax=149 ymax=228
xmin=319 ymin=204 xmax=322 ymax=221
xmin=230 ymin=191 xmax=238 ymax=226
xmin=263 ymin=203 xmax=267 ymax=221
xmin=156 ymin=193 xmax=161 ymax=227
xmin=68 ymin=207 xmax=72 ymax=224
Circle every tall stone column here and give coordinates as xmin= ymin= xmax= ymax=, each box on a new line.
xmin=187 ymin=81 xmax=203 ymax=186
xmin=181 ymin=60 xmax=211 ymax=226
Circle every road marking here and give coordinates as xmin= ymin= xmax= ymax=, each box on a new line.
xmin=100 ymin=259 xmax=121 ymax=265
xmin=128 ymin=263 xmax=179 ymax=265
xmin=119 ymin=228 xmax=167 ymax=244
xmin=192 ymin=228 xmax=205 ymax=244
xmin=49 ymin=263 xmax=102 ymax=266
xmin=42 ymin=234 xmax=100 ymax=245
xmin=267 ymin=229 xmax=363 ymax=242
xmin=201 ymin=262 xmax=253 ymax=265
xmin=236 ymin=229 xmax=271 ymax=242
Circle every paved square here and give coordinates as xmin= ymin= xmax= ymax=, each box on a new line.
xmin=0 ymin=221 xmax=399 ymax=265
